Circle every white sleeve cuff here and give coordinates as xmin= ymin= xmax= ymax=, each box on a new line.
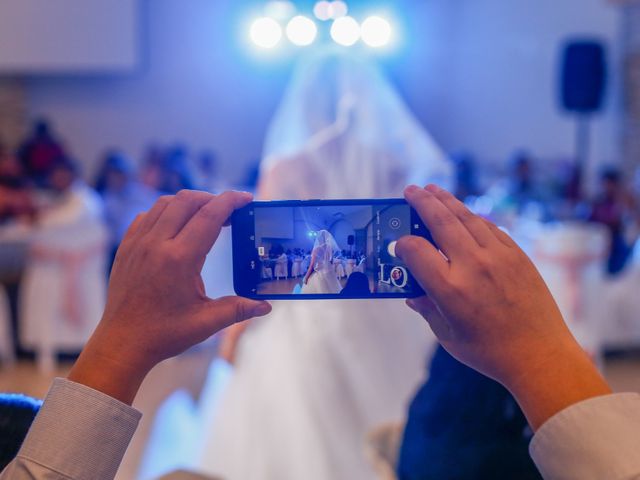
xmin=530 ymin=393 xmax=640 ymax=480
xmin=18 ymin=377 xmax=142 ymax=480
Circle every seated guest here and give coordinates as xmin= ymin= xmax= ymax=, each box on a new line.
xmin=589 ymin=167 xmax=637 ymax=275
xmin=197 ymin=150 xmax=223 ymax=193
xmin=397 ymin=346 xmax=540 ymax=480
xmin=0 ymin=145 xmax=35 ymax=223
xmin=17 ymin=120 xmax=66 ymax=186
xmin=94 ymin=150 xmax=158 ymax=269
xmin=39 ymin=158 xmax=103 ymax=227
xmin=162 ymin=144 xmax=195 ymax=194
xmin=139 ymin=144 xmax=166 ymax=192
xmin=451 ymin=151 xmax=480 ymax=201
xmin=339 ymin=271 xmax=371 ymax=296
xmin=0 ymin=394 xmax=41 ymax=471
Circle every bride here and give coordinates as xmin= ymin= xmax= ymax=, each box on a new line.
xmin=193 ymin=50 xmax=451 ymax=480
xmin=139 ymin=48 xmax=451 ymax=480
xmin=301 ymin=230 xmax=342 ymax=294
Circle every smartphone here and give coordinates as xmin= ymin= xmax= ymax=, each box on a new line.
xmin=231 ymin=198 xmax=435 ymax=300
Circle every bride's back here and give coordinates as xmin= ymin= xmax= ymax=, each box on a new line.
xmin=198 ymin=50 xmax=451 ymax=480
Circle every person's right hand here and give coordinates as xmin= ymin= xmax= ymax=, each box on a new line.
xmin=397 ymin=184 xmax=611 ymax=429
xmin=69 ymin=190 xmax=272 ymax=405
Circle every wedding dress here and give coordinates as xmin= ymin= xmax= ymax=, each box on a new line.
xmin=301 ymin=231 xmax=342 ymax=294
xmin=140 ymin=49 xmax=451 ymax=480
xmin=194 ymin=50 xmax=451 ymax=480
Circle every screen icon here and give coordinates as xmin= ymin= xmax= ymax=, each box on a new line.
xmin=258 ymin=246 xmax=265 ymax=256
xmin=389 ymin=218 xmax=402 ymax=230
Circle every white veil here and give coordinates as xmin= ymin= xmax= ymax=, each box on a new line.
xmin=190 ymin=48 xmax=442 ymax=480
xmin=313 ymin=229 xmax=340 ymax=269
xmin=259 ymin=48 xmax=451 ymax=200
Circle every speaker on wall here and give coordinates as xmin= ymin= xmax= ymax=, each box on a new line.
xmin=347 ymin=235 xmax=355 ymax=246
xmin=560 ymin=40 xmax=607 ymax=114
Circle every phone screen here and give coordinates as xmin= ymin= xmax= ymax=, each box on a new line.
xmin=232 ymin=199 xmax=433 ymax=300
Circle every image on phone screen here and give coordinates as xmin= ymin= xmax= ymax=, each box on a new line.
xmin=232 ymin=199 xmax=434 ymax=300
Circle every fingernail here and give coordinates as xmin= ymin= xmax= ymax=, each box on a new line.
xmin=405 ymin=185 xmax=421 ymax=195
xmin=251 ymin=302 xmax=272 ymax=317
xmin=426 ymin=184 xmax=441 ymax=193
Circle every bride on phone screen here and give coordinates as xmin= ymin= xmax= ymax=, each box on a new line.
xmin=301 ymin=230 xmax=342 ymax=294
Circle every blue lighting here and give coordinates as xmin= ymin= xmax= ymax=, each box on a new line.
xmin=246 ymin=2 xmax=397 ymax=52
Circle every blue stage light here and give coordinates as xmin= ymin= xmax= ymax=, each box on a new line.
xmin=330 ymin=16 xmax=360 ymax=47
xmin=250 ymin=17 xmax=283 ymax=49
xmin=286 ymin=15 xmax=317 ymax=46
xmin=361 ymin=16 xmax=392 ymax=48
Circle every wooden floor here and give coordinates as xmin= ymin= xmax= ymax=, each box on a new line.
xmin=1 ymin=349 xmax=640 ymax=479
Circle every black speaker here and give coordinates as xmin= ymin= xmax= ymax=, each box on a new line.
xmin=561 ymin=40 xmax=606 ymax=113
xmin=347 ymin=235 xmax=355 ymax=246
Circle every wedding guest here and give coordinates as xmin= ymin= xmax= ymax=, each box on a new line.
xmin=398 ymin=346 xmax=540 ymax=480
xmin=17 ymin=120 xmax=66 ymax=186
xmin=197 ymin=150 xmax=224 ymax=193
xmin=339 ymin=272 xmax=371 ymax=296
xmin=0 ymin=394 xmax=42 ymax=470
xmin=451 ymin=152 xmax=480 ymax=201
xmin=0 ymin=145 xmax=35 ymax=222
xmin=37 ymin=158 xmax=104 ymax=231
xmin=589 ymin=167 xmax=636 ymax=274
xmin=162 ymin=144 xmax=194 ymax=194
xmin=140 ymin=144 xmax=165 ymax=191
xmin=94 ymin=151 xmax=158 ymax=269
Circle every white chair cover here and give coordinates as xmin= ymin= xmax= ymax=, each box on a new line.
xmin=274 ymin=255 xmax=288 ymax=280
xmin=526 ymin=222 xmax=609 ymax=361
xmin=291 ymin=258 xmax=303 ymax=278
xmin=0 ymin=286 xmax=15 ymax=364
xmin=334 ymin=260 xmax=346 ymax=279
xmin=19 ymin=186 xmax=108 ymax=372
xmin=262 ymin=265 xmax=273 ymax=280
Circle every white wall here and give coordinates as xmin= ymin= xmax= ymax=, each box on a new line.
xmin=26 ymin=0 xmax=293 ymax=182
xmin=430 ymin=0 xmax=622 ymax=175
xmin=23 ymin=0 xmax=622 ymax=184
xmin=0 ymin=0 xmax=139 ymax=73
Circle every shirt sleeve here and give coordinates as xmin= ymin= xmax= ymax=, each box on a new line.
xmin=1 ymin=377 xmax=142 ymax=480
xmin=530 ymin=393 xmax=640 ymax=480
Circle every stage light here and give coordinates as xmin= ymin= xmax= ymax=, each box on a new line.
xmin=330 ymin=1 xmax=348 ymax=19
xmin=330 ymin=16 xmax=360 ymax=47
xmin=250 ymin=17 xmax=283 ymax=49
xmin=361 ymin=16 xmax=392 ymax=48
xmin=286 ymin=15 xmax=317 ymax=46
xmin=313 ymin=1 xmax=332 ymax=21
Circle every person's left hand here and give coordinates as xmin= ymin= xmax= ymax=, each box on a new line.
xmin=69 ymin=190 xmax=272 ymax=404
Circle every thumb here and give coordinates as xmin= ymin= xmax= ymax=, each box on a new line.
xmin=202 ymin=296 xmax=272 ymax=331
xmin=396 ymin=235 xmax=449 ymax=297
